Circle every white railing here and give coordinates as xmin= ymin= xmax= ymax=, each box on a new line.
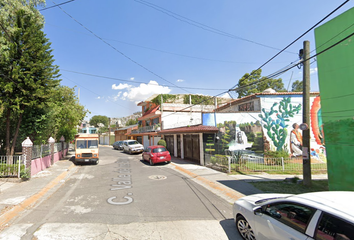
xmin=132 ymin=125 xmax=160 ymax=134
xmin=0 ymin=155 xmax=24 ymax=178
xmin=32 ymin=144 xmax=51 ymax=159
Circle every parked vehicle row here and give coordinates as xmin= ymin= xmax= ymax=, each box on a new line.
xmin=112 ymin=140 xmax=171 ymax=166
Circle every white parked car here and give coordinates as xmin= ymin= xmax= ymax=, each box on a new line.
xmin=122 ymin=140 xmax=144 ymax=154
xmin=233 ymin=191 xmax=354 ymax=240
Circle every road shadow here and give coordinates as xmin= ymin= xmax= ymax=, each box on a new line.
xmin=219 ymin=219 xmax=243 ymax=240
xmin=217 ymin=179 xmax=263 ymax=195
xmin=139 ymin=160 xmax=171 ymax=167
xmin=170 ymin=157 xmax=199 ymax=165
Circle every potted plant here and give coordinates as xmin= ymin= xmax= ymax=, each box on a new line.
xmin=154 ymin=123 xmax=161 ymax=131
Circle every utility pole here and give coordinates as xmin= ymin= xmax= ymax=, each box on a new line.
xmin=302 ymin=40 xmax=311 ymax=186
xmin=108 ymin=117 xmax=111 ymax=146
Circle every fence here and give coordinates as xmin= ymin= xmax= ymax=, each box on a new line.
xmin=0 ymin=155 xmax=25 ymax=178
xmin=32 ymin=144 xmax=51 ymax=159
xmin=205 ymin=151 xmax=327 ymax=173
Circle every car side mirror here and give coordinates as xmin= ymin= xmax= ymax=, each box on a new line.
xmin=253 ymin=207 xmax=263 ymax=216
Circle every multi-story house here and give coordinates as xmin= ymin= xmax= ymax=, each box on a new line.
xmin=130 ymin=94 xmax=229 ymax=165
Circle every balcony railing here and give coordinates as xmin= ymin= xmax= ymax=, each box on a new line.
xmin=131 ymin=125 xmax=161 ymax=134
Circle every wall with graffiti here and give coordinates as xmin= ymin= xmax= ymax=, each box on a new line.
xmin=202 ymin=95 xmax=326 ymax=161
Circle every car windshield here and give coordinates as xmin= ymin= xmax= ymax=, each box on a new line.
xmin=77 ymin=140 xmax=98 ymax=149
xmin=152 ymin=147 xmax=167 ymax=153
xmin=128 ymin=141 xmax=139 ymax=145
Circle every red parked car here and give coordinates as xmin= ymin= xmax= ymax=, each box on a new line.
xmin=142 ymin=145 xmax=171 ymax=166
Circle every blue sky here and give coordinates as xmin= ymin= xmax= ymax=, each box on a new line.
xmin=39 ymin=0 xmax=353 ymax=120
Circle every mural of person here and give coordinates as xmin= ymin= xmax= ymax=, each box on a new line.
xmin=290 ymin=123 xmax=302 ymax=157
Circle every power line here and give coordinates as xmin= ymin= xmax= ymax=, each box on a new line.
xmin=51 ymin=0 xmax=192 ymax=94
xmin=61 ymin=69 xmax=229 ymax=91
xmin=229 ymin=31 xmax=354 ymax=93
xmin=39 ymin=0 xmax=75 ymax=11
xmin=227 ymin=0 xmax=350 ymax=96
xmin=133 ymin=0 xmax=296 ymax=54
xmin=45 ymin=23 xmax=290 ymax=65
xmin=62 ymin=75 xmax=131 ymax=110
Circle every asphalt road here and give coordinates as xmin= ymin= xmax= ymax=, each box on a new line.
xmin=3 ymin=147 xmax=242 ymax=240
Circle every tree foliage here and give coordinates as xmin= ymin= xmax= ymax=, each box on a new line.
xmin=126 ymin=118 xmax=138 ymax=126
xmin=151 ymin=94 xmax=178 ymax=105
xmin=235 ymin=69 xmax=286 ymax=98
xmin=90 ymin=115 xmax=109 ymax=127
xmin=0 ymin=1 xmax=87 ymax=153
xmin=183 ymin=94 xmax=214 ymax=105
xmin=291 ymin=80 xmax=303 ymax=92
xmin=0 ymin=2 xmax=59 ymax=154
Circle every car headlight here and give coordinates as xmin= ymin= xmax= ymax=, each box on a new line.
xmin=93 ymin=154 xmax=97 ymax=157
xmin=77 ymin=154 xmax=80 ymax=157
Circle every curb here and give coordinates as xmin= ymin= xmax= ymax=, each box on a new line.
xmin=170 ymin=163 xmax=244 ymax=203
xmin=0 ymin=163 xmax=76 ymax=226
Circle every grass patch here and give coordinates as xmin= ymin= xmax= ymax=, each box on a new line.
xmin=250 ymin=180 xmax=329 ymax=194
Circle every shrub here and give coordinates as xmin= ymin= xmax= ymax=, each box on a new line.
xmin=157 ymin=139 xmax=166 ymax=147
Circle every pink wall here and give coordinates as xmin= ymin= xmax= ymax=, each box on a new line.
xmin=31 ymin=148 xmax=69 ymax=176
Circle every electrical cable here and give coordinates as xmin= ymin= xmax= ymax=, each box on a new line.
xmin=61 ymin=69 xmax=229 ymax=91
xmin=62 ymin=75 xmax=131 ymax=110
xmin=39 ymin=0 xmax=75 ymax=11
xmin=51 ymin=0 xmax=192 ymax=94
xmin=133 ymin=0 xmax=296 ymax=54
xmin=227 ymin=0 xmax=350 ymax=96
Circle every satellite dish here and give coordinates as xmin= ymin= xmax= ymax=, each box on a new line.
xmin=299 ymin=123 xmax=308 ymax=130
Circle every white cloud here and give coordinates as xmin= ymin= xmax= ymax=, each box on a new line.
xmin=121 ymin=80 xmax=171 ymax=103
xmin=310 ymin=67 xmax=318 ymax=75
xmin=96 ymin=96 xmax=101 ymax=99
xmin=177 ymin=79 xmax=184 ymax=82
xmin=130 ymin=77 xmax=135 ymax=81
xmin=113 ymin=92 xmax=122 ymax=101
xmin=112 ymin=83 xmax=131 ymax=90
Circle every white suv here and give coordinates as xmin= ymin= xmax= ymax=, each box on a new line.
xmin=233 ymin=191 xmax=354 ymax=240
xmin=122 ymin=140 xmax=144 ymax=154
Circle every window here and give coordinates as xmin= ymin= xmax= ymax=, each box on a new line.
xmin=77 ymin=140 xmax=87 ymax=149
xmin=152 ymin=118 xmax=159 ymax=125
xmin=264 ymin=202 xmax=315 ymax=233
xmin=88 ymin=140 xmax=98 ymax=148
xmin=238 ymin=101 xmax=254 ymax=111
xmin=152 ymin=147 xmax=167 ymax=153
xmin=146 ymin=120 xmax=151 ymax=126
xmin=128 ymin=141 xmax=139 ymax=145
xmin=316 ymin=213 xmax=354 ymax=240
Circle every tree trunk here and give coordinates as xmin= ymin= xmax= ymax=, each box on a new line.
xmin=5 ymin=108 xmax=11 ymax=156
xmin=10 ymin=108 xmax=24 ymax=156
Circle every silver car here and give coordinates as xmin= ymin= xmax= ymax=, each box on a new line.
xmin=122 ymin=140 xmax=144 ymax=154
xmin=233 ymin=191 xmax=354 ymax=240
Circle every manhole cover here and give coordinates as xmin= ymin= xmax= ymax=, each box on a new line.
xmin=149 ymin=175 xmax=167 ymax=180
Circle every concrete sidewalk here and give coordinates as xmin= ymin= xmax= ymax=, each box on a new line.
xmin=169 ymin=157 xmax=328 ymax=204
xmin=0 ymin=151 xmax=77 ymax=226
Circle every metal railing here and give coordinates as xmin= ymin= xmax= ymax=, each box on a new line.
xmin=131 ymin=125 xmax=160 ymax=134
xmin=205 ymin=151 xmax=327 ymax=173
xmin=0 ymin=155 xmax=24 ymax=178
xmin=32 ymin=144 xmax=51 ymax=159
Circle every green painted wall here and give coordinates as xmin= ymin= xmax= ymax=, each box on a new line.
xmin=314 ymin=7 xmax=354 ymax=191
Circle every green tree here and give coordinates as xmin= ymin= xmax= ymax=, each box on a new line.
xmin=126 ymin=118 xmax=138 ymax=126
xmin=291 ymin=80 xmax=303 ymax=92
xmin=236 ymin=69 xmax=286 ymax=98
xmin=90 ymin=115 xmax=109 ymax=127
xmin=0 ymin=3 xmax=60 ymax=155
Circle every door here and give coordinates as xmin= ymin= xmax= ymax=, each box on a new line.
xmin=254 ymin=201 xmax=316 ymax=240
xmin=177 ymin=135 xmax=181 ymax=158
xmin=192 ymin=135 xmax=200 ymax=161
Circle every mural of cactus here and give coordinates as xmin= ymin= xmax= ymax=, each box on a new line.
xmin=258 ymin=97 xmax=302 ymax=151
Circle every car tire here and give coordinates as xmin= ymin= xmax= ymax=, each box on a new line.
xmin=129 ymin=149 xmax=132 ymax=155
xmin=149 ymin=159 xmax=154 ymax=166
xmin=236 ymin=215 xmax=256 ymax=240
